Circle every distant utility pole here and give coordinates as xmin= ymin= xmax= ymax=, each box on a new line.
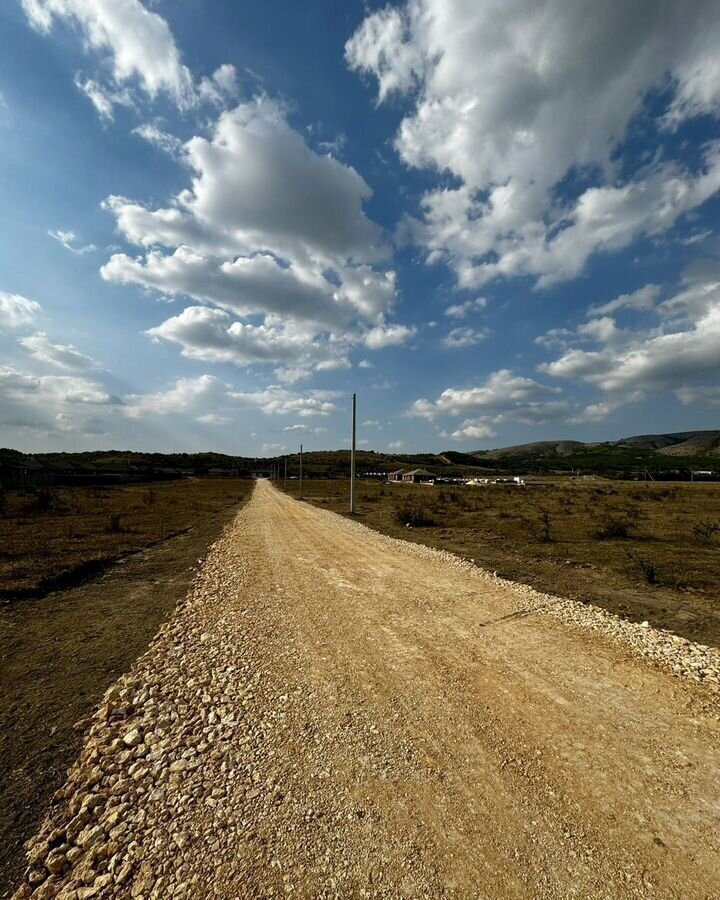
xmin=284 ymin=457 xmax=287 ymax=490
xmin=350 ymin=392 xmax=357 ymax=514
xmin=299 ymin=443 xmax=303 ymax=500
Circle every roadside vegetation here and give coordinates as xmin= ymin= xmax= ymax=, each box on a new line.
xmin=282 ymin=478 xmax=720 ymax=647
xmin=0 ymin=479 xmax=251 ymax=600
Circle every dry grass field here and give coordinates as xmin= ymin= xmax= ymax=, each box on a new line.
xmin=0 ymin=478 xmax=252 ymax=895
xmin=0 ymin=478 xmax=251 ymax=600
xmin=283 ymin=477 xmax=720 ymax=647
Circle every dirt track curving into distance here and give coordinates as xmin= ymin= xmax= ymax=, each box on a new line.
xmin=13 ymin=479 xmax=720 ymax=899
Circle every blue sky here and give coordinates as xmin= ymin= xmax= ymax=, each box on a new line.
xmin=1 ymin=0 xmax=720 ymax=456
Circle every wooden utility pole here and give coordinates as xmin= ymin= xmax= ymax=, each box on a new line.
xmin=299 ymin=444 xmax=303 ymax=500
xmin=350 ymin=393 xmax=357 ymax=514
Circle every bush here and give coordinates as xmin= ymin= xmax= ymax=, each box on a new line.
xmin=522 ymin=509 xmax=553 ymax=542
xmin=395 ymin=501 xmax=437 ymax=528
xmin=627 ymin=550 xmax=657 ymax=584
xmin=594 ymin=515 xmax=631 ymax=540
xmin=108 ymin=513 xmax=123 ymax=533
xmin=692 ymin=519 xmax=720 ymax=545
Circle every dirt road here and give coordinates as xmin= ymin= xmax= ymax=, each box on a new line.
xmin=13 ymin=480 xmax=720 ymax=899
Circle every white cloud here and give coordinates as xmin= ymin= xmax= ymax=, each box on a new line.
xmin=282 ymin=424 xmax=327 ymax=434
xmin=74 ymin=76 xmax=135 ymax=121
xmin=229 ymin=385 xmax=339 ymax=418
xmin=388 ymin=440 xmax=405 ymax=449
xmin=145 ymin=305 xmax=348 ymax=379
xmin=48 ymin=228 xmax=96 ymax=254
xmin=100 ymin=98 xmax=411 ymax=376
xmin=124 ymin=374 xmax=224 ymax=418
xmin=364 ymin=323 xmax=416 ymax=349
xmin=349 ymin=0 xmax=720 ymax=288
xmin=132 ymin=123 xmax=183 ymax=156
xmin=444 ymin=421 xmax=497 ymax=441
xmin=362 ymin=419 xmax=380 ymax=427
xmin=410 ymin=369 xmax=561 ymax=420
xmin=0 ymin=363 xmax=116 ymax=437
xmin=0 ymin=292 xmax=42 ymax=329
xmin=198 ymin=64 xmax=240 ymax=106
xmin=19 ymin=331 xmax=100 ymax=370
xmin=23 ymin=0 xmax=195 ymax=107
xmin=441 ymin=327 xmax=487 ymax=349
xmin=588 ymin=284 xmax=661 ymax=317
xmin=261 ymin=442 xmax=285 ymax=453
xmin=444 ymin=297 xmax=487 ymax=319
xmin=539 ymin=272 xmax=720 ymax=396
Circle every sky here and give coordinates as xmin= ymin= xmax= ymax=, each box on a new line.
xmin=1 ymin=0 xmax=720 ymax=457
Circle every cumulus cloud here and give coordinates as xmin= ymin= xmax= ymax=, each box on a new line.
xmin=0 ymin=291 xmax=42 ymax=329
xmin=100 ymin=99 xmax=409 ymax=376
xmin=410 ymin=369 xmax=561 ymax=420
xmin=443 ymin=421 xmax=497 ymax=441
xmin=23 ymin=0 xmax=194 ymax=107
xmin=364 ymin=323 xmax=416 ymax=349
xmin=441 ymin=327 xmax=487 ymax=349
xmin=444 ymin=297 xmax=487 ymax=319
xmin=19 ymin=332 xmax=100 ymax=370
xmin=588 ymin=284 xmax=661 ymax=317
xmin=145 ymin=306 xmax=349 ymax=379
xmin=0 ymin=363 xmax=117 ymax=438
xmin=229 ymin=386 xmax=339 ymax=418
xmin=410 ymin=369 xmax=568 ymax=438
xmin=539 ymin=271 xmax=720 ymax=399
xmin=123 ymin=374 xmax=225 ymax=418
xmin=348 ymin=0 xmax=720 ymax=288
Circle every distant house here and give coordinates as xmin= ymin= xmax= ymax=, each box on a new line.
xmin=387 ymin=469 xmax=405 ymax=482
xmin=401 ymin=468 xmax=435 ymax=484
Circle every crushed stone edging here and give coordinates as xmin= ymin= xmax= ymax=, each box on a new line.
xmin=309 ymin=497 xmax=720 ymax=693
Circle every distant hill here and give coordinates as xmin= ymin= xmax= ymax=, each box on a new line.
xmin=471 ymin=430 xmax=720 ymax=475
xmin=3 ymin=431 xmax=718 ymax=487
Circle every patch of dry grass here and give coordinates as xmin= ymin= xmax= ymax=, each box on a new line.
xmin=0 ymin=479 xmax=251 ymax=599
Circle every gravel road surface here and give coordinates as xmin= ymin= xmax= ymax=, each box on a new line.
xmin=13 ymin=480 xmax=720 ymax=899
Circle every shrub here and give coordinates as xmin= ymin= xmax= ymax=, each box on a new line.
xmin=626 ymin=550 xmax=657 ymax=584
xmin=108 ymin=513 xmax=123 ymax=533
xmin=395 ymin=501 xmax=437 ymax=528
xmin=523 ymin=509 xmax=553 ymax=542
xmin=594 ymin=515 xmax=632 ymax=540
xmin=692 ymin=519 xmax=720 ymax=545
xmin=538 ymin=509 xmax=553 ymax=543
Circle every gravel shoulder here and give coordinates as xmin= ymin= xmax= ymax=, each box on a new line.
xmin=12 ymin=480 xmax=720 ymax=899
xmin=0 ymin=498 xmax=245 ymax=899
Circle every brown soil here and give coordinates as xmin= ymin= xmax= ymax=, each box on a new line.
xmin=0 ymin=487 xmax=249 ymax=898
xmin=285 ymin=478 xmax=720 ymax=647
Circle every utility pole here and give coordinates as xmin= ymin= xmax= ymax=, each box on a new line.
xmin=284 ymin=457 xmax=287 ymax=490
xmin=299 ymin=444 xmax=303 ymax=500
xmin=350 ymin=392 xmax=357 ymax=514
